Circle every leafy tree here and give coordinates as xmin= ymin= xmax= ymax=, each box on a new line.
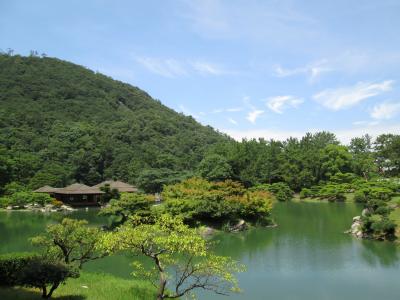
xmin=374 ymin=134 xmax=400 ymax=176
xmin=161 ymin=178 xmax=274 ymax=226
xmin=99 ymin=183 xmax=120 ymax=204
xmin=100 ymin=215 xmax=244 ymax=300
xmin=349 ymin=135 xmax=377 ymax=180
xmin=137 ymin=168 xmax=189 ymax=193
xmin=99 ymin=193 xmax=154 ymax=227
xmin=320 ymin=144 xmax=352 ymax=180
xmin=250 ymin=182 xmax=293 ymax=201
xmin=31 ymin=218 xmax=106 ymax=268
xmin=197 ymin=154 xmax=233 ymax=181
xmin=0 ymin=191 xmax=52 ymax=208
xmin=19 ymin=259 xmax=79 ymax=298
xmin=0 ymin=253 xmax=78 ymax=299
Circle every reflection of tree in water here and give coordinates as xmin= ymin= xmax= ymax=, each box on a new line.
xmin=360 ymin=240 xmax=400 ymax=268
xmin=210 ymin=202 xmax=368 ymax=271
xmin=0 ymin=210 xmax=107 ymax=254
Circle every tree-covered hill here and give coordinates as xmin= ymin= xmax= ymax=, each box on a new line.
xmin=0 ymin=53 xmax=229 ymax=192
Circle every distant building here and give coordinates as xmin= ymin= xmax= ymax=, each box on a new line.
xmin=93 ymin=180 xmax=138 ymax=193
xmin=33 ymin=185 xmax=58 ymax=197
xmin=34 ymin=183 xmax=104 ymax=206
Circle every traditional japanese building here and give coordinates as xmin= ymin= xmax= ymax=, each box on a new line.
xmin=34 ymin=183 xmax=104 ymax=206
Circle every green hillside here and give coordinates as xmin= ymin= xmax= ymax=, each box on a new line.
xmin=0 ymin=54 xmax=229 ymax=192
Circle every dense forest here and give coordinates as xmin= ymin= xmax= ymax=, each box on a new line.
xmin=0 ymin=53 xmax=229 ymax=193
xmin=1 ymin=53 xmax=400 ymax=196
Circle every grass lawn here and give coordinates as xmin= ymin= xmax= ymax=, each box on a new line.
xmin=0 ymin=272 xmax=156 ymax=300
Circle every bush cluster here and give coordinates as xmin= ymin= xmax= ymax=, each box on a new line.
xmin=0 ymin=191 xmax=52 ymax=208
xmin=160 ymin=178 xmax=274 ymax=227
xmin=0 ymin=253 xmax=78 ymax=298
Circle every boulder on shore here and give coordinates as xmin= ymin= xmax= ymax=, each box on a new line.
xmin=230 ymin=219 xmax=247 ymax=232
xmin=347 ymin=215 xmax=363 ymax=238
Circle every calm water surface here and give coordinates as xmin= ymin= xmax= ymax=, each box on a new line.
xmin=1 ymin=202 xmax=399 ymax=300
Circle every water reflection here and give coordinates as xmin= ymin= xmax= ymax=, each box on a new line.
xmin=1 ymin=203 xmax=400 ymax=300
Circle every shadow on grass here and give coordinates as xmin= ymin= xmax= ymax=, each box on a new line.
xmin=0 ymin=287 xmax=86 ymax=300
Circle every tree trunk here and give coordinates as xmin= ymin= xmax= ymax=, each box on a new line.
xmin=41 ymin=285 xmax=47 ymax=298
xmin=157 ymin=271 xmax=167 ymax=300
xmin=47 ymin=282 xmax=60 ymax=298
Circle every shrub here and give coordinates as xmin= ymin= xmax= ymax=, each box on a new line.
xmin=161 ymin=178 xmax=274 ymax=226
xmin=2 ymin=191 xmax=52 ymax=208
xmin=32 ymin=193 xmax=52 ymax=206
xmin=0 ymin=252 xmax=37 ymax=286
xmin=51 ymin=199 xmax=63 ymax=207
xmin=354 ymin=190 xmax=367 ymax=203
xmin=0 ymin=253 xmax=80 ymax=298
xmin=250 ymin=182 xmax=293 ymax=201
xmin=300 ymin=188 xmax=312 ymax=199
xmin=19 ymin=258 xmax=79 ymax=298
xmin=0 ymin=197 xmax=10 ymax=208
xmin=329 ymin=172 xmax=357 ymax=184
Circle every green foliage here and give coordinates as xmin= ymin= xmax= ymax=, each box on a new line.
xmin=31 ymin=218 xmax=106 ymax=268
xmin=19 ymin=259 xmax=79 ymax=298
xmin=99 ymin=183 xmax=120 ymax=204
xmin=354 ymin=190 xmax=368 ymax=203
xmin=0 ymin=252 xmax=78 ymax=298
xmin=197 ymin=154 xmax=233 ymax=181
xmin=0 ymin=54 xmax=228 ymax=194
xmin=0 ymin=252 xmax=37 ymax=286
xmin=136 ymin=168 xmax=192 ymax=193
xmin=99 ymin=193 xmax=154 ymax=227
xmin=0 ymin=191 xmax=52 ymax=208
xmin=100 ymin=215 xmax=244 ymax=299
xmin=320 ymin=145 xmax=352 ymax=180
xmin=362 ymin=214 xmax=396 ymax=240
xmin=250 ymin=182 xmax=293 ymax=201
xmin=3 ymin=182 xmax=27 ymax=195
xmin=299 ymin=188 xmax=312 ymax=199
xmin=161 ymin=178 xmax=274 ymax=226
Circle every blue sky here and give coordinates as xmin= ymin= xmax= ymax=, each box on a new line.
xmin=1 ymin=0 xmax=400 ymax=143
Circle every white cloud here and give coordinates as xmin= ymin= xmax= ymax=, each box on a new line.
xmin=211 ymin=107 xmax=243 ymax=114
xmin=227 ymin=118 xmax=238 ymax=125
xmin=266 ymin=95 xmax=303 ymax=114
xmin=192 ymin=61 xmax=226 ymax=75
xmin=226 ymin=107 xmax=243 ymax=112
xmin=136 ymin=57 xmax=187 ymax=78
xmin=313 ymin=80 xmax=394 ymax=110
xmin=274 ymin=60 xmax=331 ymax=82
xmin=246 ymin=110 xmax=264 ymax=124
xmin=222 ymin=123 xmax=400 ymax=144
xmin=136 ymin=56 xmax=230 ymax=78
xmin=371 ymin=102 xmax=400 ymax=120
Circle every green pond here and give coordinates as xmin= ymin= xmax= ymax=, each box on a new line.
xmin=1 ymin=202 xmax=400 ymax=300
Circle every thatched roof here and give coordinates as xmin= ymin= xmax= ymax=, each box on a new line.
xmin=55 ymin=183 xmax=104 ymax=195
xmin=93 ymin=180 xmax=138 ymax=193
xmin=33 ymin=185 xmax=58 ymax=193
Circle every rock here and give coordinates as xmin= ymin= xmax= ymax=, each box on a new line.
xmin=6 ymin=206 xmax=12 ymax=210
xmin=231 ymin=219 xmax=247 ymax=232
xmin=201 ymin=226 xmax=215 ymax=237
xmin=60 ymin=204 xmax=75 ymax=211
xmin=348 ymin=215 xmax=364 ymax=238
xmin=361 ymin=208 xmax=370 ymax=217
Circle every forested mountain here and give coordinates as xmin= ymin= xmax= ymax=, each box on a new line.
xmin=0 ymin=54 xmax=229 ymax=192
xmin=1 ymin=53 xmax=399 ymax=195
